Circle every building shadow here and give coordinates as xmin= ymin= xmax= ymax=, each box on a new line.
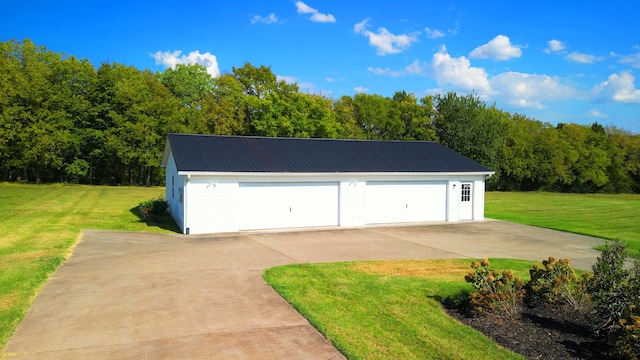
xmin=129 ymin=206 xmax=182 ymax=233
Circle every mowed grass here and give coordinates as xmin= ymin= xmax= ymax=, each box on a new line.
xmin=485 ymin=192 xmax=640 ymax=256
xmin=0 ymin=183 xmax=178 ymax=351
xmin=264 ymin=259 xmax=532 ymax=360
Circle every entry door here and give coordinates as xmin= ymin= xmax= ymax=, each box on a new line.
xmin=459 ymin=183 xmax=473 ymax=220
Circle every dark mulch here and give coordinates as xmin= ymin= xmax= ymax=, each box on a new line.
xmin=443 ymin=302 xmax=615 ymax=359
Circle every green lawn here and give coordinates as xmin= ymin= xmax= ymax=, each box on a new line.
xmin=485 ymin=192 xmax=640 ymax=256
xmin=264 ymin=259 xmax=532 ymax=360
xmin=2 ymin=185 xmax=638 ymax=357
xmin=0 ymin=183 xmax=178 ymax=351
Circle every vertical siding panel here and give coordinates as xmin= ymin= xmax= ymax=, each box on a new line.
xmin=339 ymin=180 xmax=366 ymax=227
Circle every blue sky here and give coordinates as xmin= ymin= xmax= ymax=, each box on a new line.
xmin=2 ymin=1 xmax=640 ymax=132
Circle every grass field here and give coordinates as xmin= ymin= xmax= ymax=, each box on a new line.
xmin=264 ymin=259 xmax=531 ymax=359
xmin=0 ymin=183 xmax=177 ymax=351
xmin=485 ymin=192 xmax=640 ymax=256
xmin=1 ymin=185 xmax=638 ymax=356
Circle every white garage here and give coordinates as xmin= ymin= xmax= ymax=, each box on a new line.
xmin=161 ymin=134 xmax=494 ymax=235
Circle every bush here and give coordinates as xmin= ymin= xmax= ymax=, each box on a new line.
xmin=138 ymin=197 xmax=169 ymax=221
xmin=589 ymin=241 xmax=633 ymax=335
xmin=526 ymin=257 xmax=591 ymax=312
xmin=615 ymin=296 xmax=640 ymax=360
xmin=588 ymin=240 xmax=640 ymax=359
xmin=465 ymin=258 xmax=526 ymax=318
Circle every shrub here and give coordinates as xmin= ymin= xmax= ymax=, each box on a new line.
xmin=588 ymin=240 xmax=640 ymax=359
xmin=526 ymin=257 xmax=591 ymax=312
xmin=615 ymin=296 xmax=640 ymax=360
xmin=465 ymin=258 xmax=526 ymax=318
xmin=138 ymin=197 xmax=169 ymax=221
xmin=589 ymin=241 xmax=633 ymax=336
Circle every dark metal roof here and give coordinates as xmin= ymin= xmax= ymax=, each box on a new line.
xmin=164 ymin=133 xmax=493 ymax=173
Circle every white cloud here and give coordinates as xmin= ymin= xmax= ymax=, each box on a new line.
xmin=585 ymin=109 xmax=609 ymax=118
xmin=618 ymin=51 xmax=640 ymax=68
xmin=277 ymin=75 xmax=316 ymax=93
xmin=593 ymin=71 xmax=640 ymax=103
xmin=405 ymin=59 xmax=426 ymax=75
xmin=566 ymin=51 xmax=603 ymax=64
xmin=431 ymin=45 xmax=492 ymax=93
xmin=367 ymin=46 xmax=582 ymax=109
xmin=425 ymin=27 xmax=445 ymax=39
xmin=469 ymin=35 xmax=522 ymax=61
xmin=353 ymin=19 xmax=368 ymax=33
xmin=354 ymin=86 xmax=369 ymax=93
xmin=448 ymin=21 xmax=460 ymax=36
xmin=490 ymin=72 xmax=577 ymax=109
xmin=367 ymin=66 xmax=405 ymax=77
xmin=353 ymin=19 xmax=419 ymax=56
xmin=251 ymin=13 xmax=279 ymax=25
xmin=295 ymin=1 xmax=335 ymax=23
xmin=150 ymin=50 xmax=220 ymax=77
xmin=367 ymin=60 xmax=426 ymax=77
xmin=276 ymin=75 xmax=298 ymax=84
xmin=544 ymin=39 xmax=566 ymax=54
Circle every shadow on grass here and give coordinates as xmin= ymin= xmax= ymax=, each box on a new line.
xmin=129 ymin=206 xmax=182 ymax=233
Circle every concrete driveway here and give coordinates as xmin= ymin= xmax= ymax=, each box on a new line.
xmin=4 ymin=220 xmax=605 ymax=359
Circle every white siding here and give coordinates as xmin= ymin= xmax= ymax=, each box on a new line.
xmin=365 ymin=181 xmax=447 ymax=224
xmin=473 ymin=179 xmax=486 ymax=220
xmin=164 ymin=152 xmax=185 ymax=233
xmin=339 ymin=179 xmax=366 ymax=227
xmin=447 ymin=180 xmax=460 ymax=222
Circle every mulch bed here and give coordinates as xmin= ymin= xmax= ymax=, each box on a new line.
xmin=443 ymin=302 xmax=615 ymax=359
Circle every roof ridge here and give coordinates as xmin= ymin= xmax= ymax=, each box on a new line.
xmin=168 ymin=133 xmax=437 ymax=144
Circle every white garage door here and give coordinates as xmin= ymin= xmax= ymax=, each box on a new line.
xmin=365 ymin=181 xmax=447 ymax=224
xmin=238 ymin=182 xmax=339 ymax=230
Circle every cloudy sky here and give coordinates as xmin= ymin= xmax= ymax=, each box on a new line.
xmin=2 ymin=1 xmax=640 ymax=132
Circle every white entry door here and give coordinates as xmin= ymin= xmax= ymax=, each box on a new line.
xmin=238 ymin=182 xmax=339 ymax=230
xmin=459 ymin=183 xmax=473 ymax=220
xmin=365 ymin=181 xmax=447 ymax=224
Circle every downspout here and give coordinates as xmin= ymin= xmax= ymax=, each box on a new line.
xmin=184 ymin=174 xmax=190 ymax=235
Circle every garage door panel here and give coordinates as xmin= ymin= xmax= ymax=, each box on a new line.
xmin=239 ymin=182 xmax=339 ymax=230
xmin=365 ymin=181 xmax=446 ymax=224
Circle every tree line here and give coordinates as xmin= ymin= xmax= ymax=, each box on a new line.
xmin=1 ymin=39 xmax=639 ymax=192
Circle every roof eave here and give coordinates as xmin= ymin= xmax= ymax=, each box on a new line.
xmin=176 ymin=171 xmax=495 ymax=177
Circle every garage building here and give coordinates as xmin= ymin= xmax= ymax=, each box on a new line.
xmin=161 ymin=133 xmax=494 ymax=235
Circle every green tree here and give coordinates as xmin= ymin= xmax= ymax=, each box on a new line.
xmin=555 ymin=123 xmax=611 ymax=192
xmin=203 ymin=73 xmax=248 ymax=135
xmin=433 ymin=92 xmax=506 ymax=186
xmin=332 ymin=95 xmax=364 ymax=139
xmin=604 ymin=126 xmax=640 ymax=193
xmin=392 ymin=91 xmax=437 ymax=141
xmin=158 ymin=63 xmax=214 ymax=133
xmin=353 ymin=93 xmax=404 ymax=140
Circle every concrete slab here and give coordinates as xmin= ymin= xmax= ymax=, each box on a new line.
xmin=4 ymin=221 xmax=606 ymax=359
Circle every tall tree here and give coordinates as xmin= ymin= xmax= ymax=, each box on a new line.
xmin=433 ymin=92 xmax=506 ymax=185
xmin=332 ymin=95 xmax=364 ymax=139
xmin=353 ymin=93 xmax=404 ymax=140
xmin=158 ymin=63 xmax=214 ymax=133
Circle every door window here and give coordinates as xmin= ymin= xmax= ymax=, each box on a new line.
xmin=461 ymin=183 xmax=471 ymax=202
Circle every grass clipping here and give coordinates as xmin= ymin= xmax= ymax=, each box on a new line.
xmin=351 ymin=259 xmax=470 ymax=281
